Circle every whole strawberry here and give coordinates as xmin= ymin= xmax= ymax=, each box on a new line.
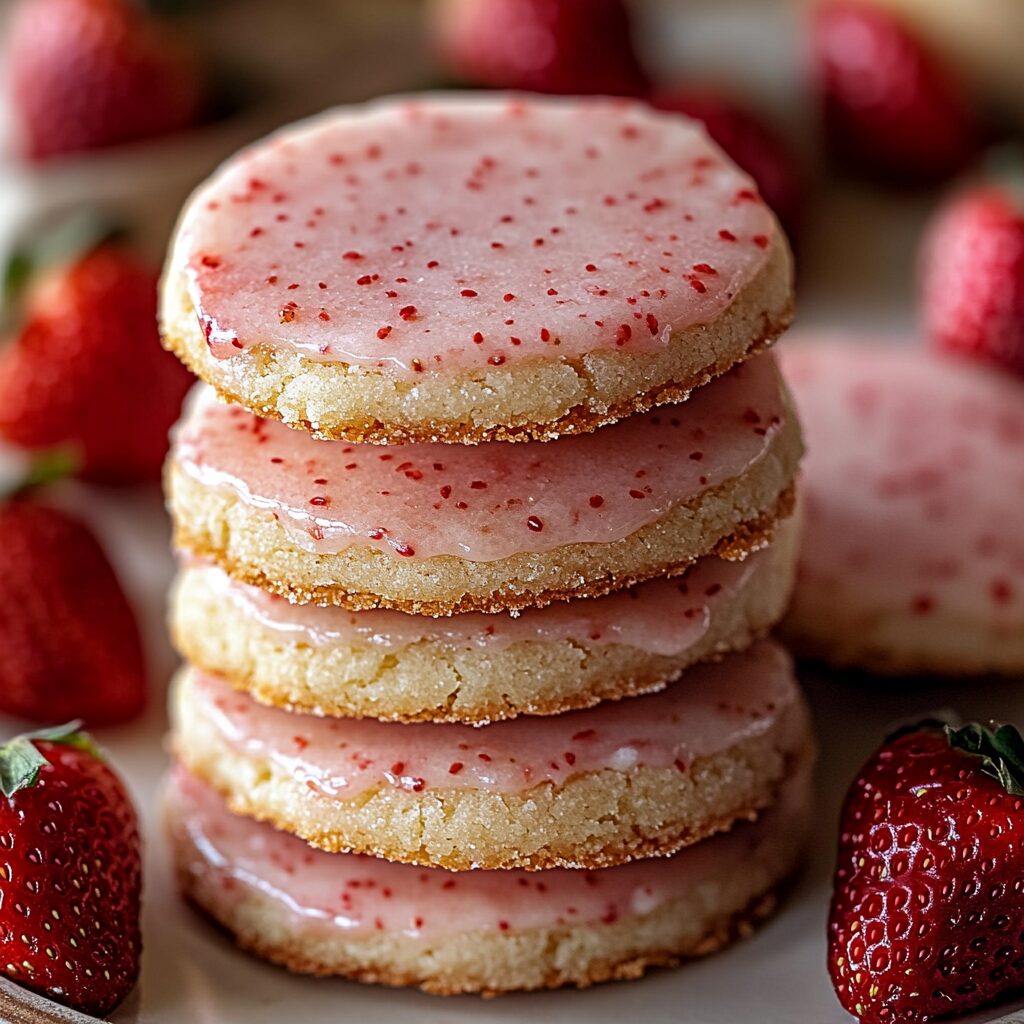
xmin=830 ymin=721 xmax=1024 ymax=1023
xmin=431 ymin=0 xmax=649 ymax=96
xmin=0 ymin=724 xmax=141 ymax=1016
xmin=0 ymin=243 xmax=193 ymax=484
xmin=811 ymin=1 xmax=979 ymax=184
xmin=5 ymin=0 xmax=205 ymax=160
xmin=920 ymin=181 xmax=1024 ymax=377
xmin=0 ymin=494 xmax=146 ymax=725
xmin=651 ymin=90 xmax=804 ymax=243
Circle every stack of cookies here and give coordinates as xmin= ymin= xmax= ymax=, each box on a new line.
xmin=160 ymin=94 xmax=813 ymax=995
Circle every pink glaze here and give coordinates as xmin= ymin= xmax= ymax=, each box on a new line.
xmin=176 ymin=94 xmax=776 ymax=377
xmin=781 ymin=339 xmax=1024 ymax=636
xmin=172 ymin=353 xmax=787 ymax=562
xmin=186 ymin=542 xmax=771 ymax=656
xmin=186 ymin=640 xmax=798 ymax=796
xmin=171 ymin=765 xmax=807 ymax=937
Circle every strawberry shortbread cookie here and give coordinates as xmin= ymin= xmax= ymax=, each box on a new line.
xmin=781 ymin=336 xmax=1024 ymax=675
xmin=161 ymin=94 xmax=793 ymax=444
xmin=171 ymin=640 xmax=812 ymax=871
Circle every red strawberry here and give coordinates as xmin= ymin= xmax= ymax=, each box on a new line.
xmin=651 ymin=90 xmax=804 ymax=243
xmin=811 ymin=1 xmax=980 ymax=184
xmin=431 ymin=0 xmax=649 ymax=97
xmin=5 ymin=0 xmax=205 ymax=160
xmin=920 ymin=181 xmax=1024 ymax=377
xmin=0 ymin=724 xmax=141 ymax=1016
xmin=829 ymin=721 xmax=1024 ymax=1023
xmin=0 ymin=243 xmax=193 ymax=484
xmin=0 ymin=494 xmax=146 ymax=726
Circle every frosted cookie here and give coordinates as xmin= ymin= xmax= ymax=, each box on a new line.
xmin=166 ymin=352 xmax=801 ymax=615
xmin=170 ymin=640 xmax=812 ymax=871
xmin=161 ymin=93 xmax=793 ymax=444
xmin=168 ymin=763 xmax=810 ymax=994
xmin=780 ymin=337 xmax=1024 ymax=675
xmin=170 ymin=513 xmax=799 ymax=723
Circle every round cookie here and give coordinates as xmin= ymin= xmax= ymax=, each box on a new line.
xmin=169 ymin=640 xmax=812 ymax=871
xmin=170 ymin=512 xmax=799 ymax=723
xmin=780 ymin=336 xmax=1024 ymax=675
xmin=161 ymin=93 xmax=793 ymax=444
xmin=166 ymin=352 xmax=802 ymax=615
xmin=168 ymin=762 xmax=811 ymax=995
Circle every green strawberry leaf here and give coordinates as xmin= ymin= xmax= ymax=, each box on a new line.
xmin=0 ymin=446 xmax=80 ymax=502
xmin=0 ymin=738 xmax=49 ymax=799
xmin=1 ymin=209 xmax=124 ymax=333
xmin=945 ymin=722 xmax=1024 ymax=797
xmin=0 ymin=722 xmax=102 ymax=799
xmin=983 ymin=144 xmax=1024 ymax=199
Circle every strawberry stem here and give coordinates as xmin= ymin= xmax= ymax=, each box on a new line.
xmin=0 ymin=722 xmax=102 ymax=799
xmin=945 ymin=722 xmax=1024 ymax=796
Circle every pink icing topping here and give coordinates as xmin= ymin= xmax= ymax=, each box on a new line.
xmin=781 ymin=339 xmax=1024 ymax=634
xmin=172 ymin=353 xmax=786 ymax=561
xmin=170 ymin=765 xmax=807 ymax=937
xmin=187 ymin=541 xmax=772 ymax=656
xmin=176 ymin=94 xmax=776 ymax=377
xmin=186 ymin=640 xmax=798 ymax=796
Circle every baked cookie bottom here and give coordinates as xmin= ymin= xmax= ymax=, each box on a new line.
xmin=160 ymin=235 xmax=792 ymax=445
xmin=169 ymin=659 xmax=813 ymax=871
xmin=168 ymin=763 xmax=810 ymax=995
xmin=170 ymin=511 xmax=799 ymax=723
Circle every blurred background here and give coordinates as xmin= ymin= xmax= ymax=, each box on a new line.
xmin=1 ymin=0 xmax=1023 ymax=504
xmin=1 ymin=3 xmax=1023 ymax=1018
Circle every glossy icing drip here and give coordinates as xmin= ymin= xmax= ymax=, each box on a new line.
xmin=185 ymin=536 xmax=775 ymax=656
xmin=185 ymin=640 xmax=798 ymax=797
xmin=170 ymin=765 xmax=808 ymax=938
xmin=172 ymin=353 xmax=787 ymax=561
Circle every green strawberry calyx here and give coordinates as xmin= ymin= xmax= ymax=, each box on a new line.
xmin=0 ymin=722 xmax=103 ymax=799
xmin=0 ymin=446 xmax=79 ymax=502
xmin=945 ymin=721 xmax=1024 ymax=797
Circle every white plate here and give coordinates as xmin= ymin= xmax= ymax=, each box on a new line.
xmin=0 ymin=3 xmax=1022 ymax=1022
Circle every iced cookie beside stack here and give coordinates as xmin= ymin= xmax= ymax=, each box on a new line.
xmin=160 ymin=94 xmax=813 ymax=994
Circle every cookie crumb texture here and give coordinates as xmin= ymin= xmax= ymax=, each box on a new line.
xmin=162 ymin=94 xmax=793 ymax=442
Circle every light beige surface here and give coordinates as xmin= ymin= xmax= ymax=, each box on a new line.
xmin=160 ymin=234 xmax=792 ymax=444
xmin=169 ymin=512 xmax=799 ymax=722
xmin=165 ymin=407 xmax=802 ymax=615
xmin=169 ymin=666 xmax=812 ymax=871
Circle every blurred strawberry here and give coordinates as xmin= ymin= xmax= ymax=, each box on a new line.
xmin=0 ymin=477 xmax=147 ymax=726
xmin=811 ymin=0 xmax=980 ymax=184
xmin=5 ymin=0 xmax=205 ymax=160
xmin=431 ymin=0 xmax=649 ymax=96
xmin=651 ymin=90 xmax=804 ymax=243
xmin=0 ymin=232 xmax=192 ymax=484
xmin=920 ymin=177 xmax=1024 ymax=377
xmin=0 ymin=723 xmax=141 ymax=1015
